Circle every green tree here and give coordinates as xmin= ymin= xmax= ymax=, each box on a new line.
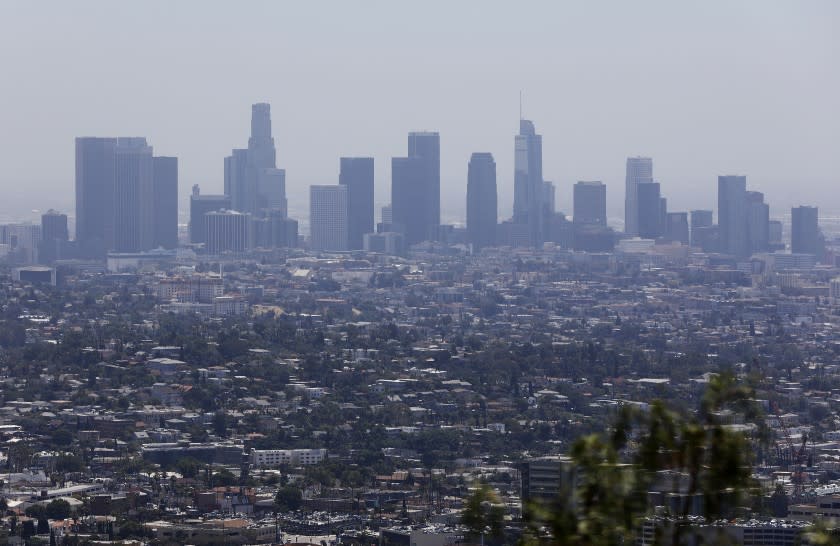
xmin=45 ymin=499 xmax=71 ymax=520
xmin=461 ymin=484 xmax=505 ymax=541
xmin=524 ymin=373 xmax=761 ymax=546
xmin=274 ymin=486 xmax=303 ymax=512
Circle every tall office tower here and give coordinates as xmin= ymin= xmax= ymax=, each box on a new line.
xmin=408 ymin=132 xmax=441 ymax=230
xmin=666 ymin=212 xmax=690 ymax=244
xmin=339 ymin=157 xmax=375 ymax=250
xmin=39 ymin=210 xmax=69 ymax=264
xmin=690 ymin=210 xmax=713 ymax=247
xmin=206 ymin=210 xmax=250 ymax=254
xmin=378 ymin=204 xmax=393 ymax=233
xmin=637 ymin=182 xmax=662 ymax=239
xmin=257 ymin=168 xmax=287 ymax=216
xmin=152 ymin=156 xmax=178 ymax=249
xmin=745 ymin=191 xmax=769 ymax=254
xmin=41 ymin=210 xmax=68 ymax=244
xmin=717 ymin=175 xmax=748 ymax=258
xmin=310 ymin=185 xmax=348 ymax=251
xmin=224 ymin=103 xmax=282 ymax=215
xmin=76 ymin=136 xmax=174 ymax=257
xmin=267 ymin=210 xmax=299 ymax=248
xmin=76 ymin=137 xmax=117 ymax=257
xmin=189 ymin=185 xmax=231 ymax=245
xmin=391 ymin=156 xmax=428 ymax=245
xmin=791 ymin=205 xmax=820 ymax=255
xmin=513 ymin=120 xmax=545 ymax=246
xmin=248 ymin=103 xmax=276 ymax=168
xmin=624 ymin=157 xmax=653 ymax=236
xmin=660 ymin=198 xmax=668 ymax=234
xmin=466 ymin=152 xmax=498 ymax=251
xmin=113 ymin=138 xmax=154 ymax=253
xmin=769 ymin=220 xmax=783 ymax=245
xmin=224 ymin=149 xmax=249 ymax=211
xmin=2 ymin=224 xmax=42 ymax=264
xmin=543 ymin=181 xmax=556 ymax=215
xmin=573 ymin=181 xmax=607 ymax=226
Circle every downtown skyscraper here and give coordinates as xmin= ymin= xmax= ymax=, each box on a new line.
xmin=392 ymin=132 xmax=440 ymax=246
xmin=717 ymin=175 xmax=749 ymax=258
xmin=310 ymin=185 xmax=348 ymax=251
xmin=225 ymin=103 xmax=287 ymax=216
xmin=637 ymin=181 xmax=663 ymax=239
xmin=466 ymin=152 xmax=497 ymax=251
xmin=75 ymin=137 xmax=178 ymax=257
xmin=791 ymin=205 xmax=820 ymax=256
xmin=573 ymin=181 xmax=607 ymax=227
xmin=339 ymin=157 xmax=374 ymax=250
xmin=513 ymin=120 xmax=545 ymax=247
xmin=624 ymin=157 xmax=653 ymax=236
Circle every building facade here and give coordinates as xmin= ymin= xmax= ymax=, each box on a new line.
xmin=189 ymin=185 xmax=232 ymax=245
xmin=513 ymin=120 xmax=545 ymax=247
xmin=624 ymin=156 xmax=653 ymax=236
xmin=466 ymin=152 xmax=497 ymax=251
xmin=791 ymin=205 xmax=820 ymax=256
xmin=717 ymin=175 xmax=748 ymax=258
xmin=339 ymin=157 xmax=375 ymax=250
xmin=573 ymin=181 xmax=607 ymax=227
xmin=309 ymin=185 xmax=348 ymax=251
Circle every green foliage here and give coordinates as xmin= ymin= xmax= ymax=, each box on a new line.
xmin=211 ymin=468 xmax=237 ymax=487
xmin=274 ymin=485 xmax=303 ymax=512
xmin=524 ymin=373 xmax=761 ymax=546
xmin=461 ymin=484 xmax=505 ymax=540
xmin=174 ymin=457 xmax=202 ymax=479
xmin=44 ymin=499 xmax=71 ymax=520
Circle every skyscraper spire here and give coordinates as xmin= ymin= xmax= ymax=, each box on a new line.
xmin=225 ymin=103 xmax=285 ymax=216
xmin=249 ymin=103 xmax=273 ymax=144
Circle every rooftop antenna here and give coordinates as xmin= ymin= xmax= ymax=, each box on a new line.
xmin=519 ymin=90 xmax=523 ymax=120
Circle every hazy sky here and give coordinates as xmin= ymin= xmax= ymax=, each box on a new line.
xmin=1 ymin=1 xmax=838 ymax=228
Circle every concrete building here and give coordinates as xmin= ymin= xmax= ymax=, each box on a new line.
xmin=205 ymin=210 xmax=250 ymax=254
xmin=189 ymin=185 xmax=231 ymax=245
xmin=520 ymin=456 xmax=574 ymax=504
xmin=408 ymin=131 xmax=441 ymax=233
xmin=309 ymin=185 xmax=348 ymax=251
xmin=113 ymin=138 xmax=154 ymax=253
xmin=665 ymin=212 xmax=689 ymax=245
xmin=513 ymin=120 xmax=545 ymax=247
xmin=339 ymin=157 xmax=374 ymax=250
xmin=637 ymin=182 xmax=662 ymax=239
xmin=364 ymin=232 xmax=405 ymax=255
xmin=152 ymin=156 xmax=178 ymax=249
xmin=791 ymin=205 xmax=820 ymax=256
xmin=746 ymin=191 xmax=769 ymax=254
xmin=224 ymin=103 xmax=282 ymax=216
xmin=75 ymin=137 xmax=117 ymax=257
xmin=718 ymin=175 xmax=748 ymax=258
xmin=250 ymin=448 xmax=327 ymax=468
xmin=39 ymin=209 xmax=69 ymax=264
xmin=466 ymin=152 xmax=497 ymax=251
xmin=75 ymin=136 xmax=174 ymax=256
xmin=391 ymin=156 xmax=428 ymax=245
xmin=690 ymin=209 xmax=713 ymax=248
xmin=573 ymin=181 xmax=607 ymax=227
xmin=624 ymin=156 xmax=653 ymax=236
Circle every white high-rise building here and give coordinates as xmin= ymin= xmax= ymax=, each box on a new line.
xmin=310 ymin=185 xmax=348 ymax=251
xmin=624 ymin=157 xmax=653 ymax=236
xmin=205 ymin=210 xmax=250 ymax=254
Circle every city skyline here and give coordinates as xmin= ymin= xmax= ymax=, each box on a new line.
xmin=0 ymin=1 xmax=837 ymax=225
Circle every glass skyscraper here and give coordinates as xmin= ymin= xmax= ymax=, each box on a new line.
xmin=466 ymin=152 xmax=497 ymax=251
